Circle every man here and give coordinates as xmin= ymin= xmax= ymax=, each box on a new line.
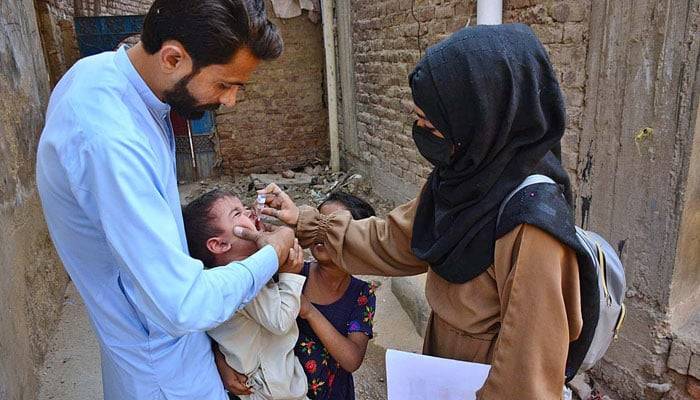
xmin=36 ymin=1 xmax=291 ymax=399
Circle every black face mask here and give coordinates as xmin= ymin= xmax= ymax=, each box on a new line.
xmin=412 ymin=121 xmax=452 ymax=168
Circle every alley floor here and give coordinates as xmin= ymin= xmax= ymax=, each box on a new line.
xmin=37 ymin=276 xmax=423 ymax=400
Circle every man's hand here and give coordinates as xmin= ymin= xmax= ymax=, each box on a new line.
xmin=279 ymin=239 xmax=304 ymax=274
xmin=258 ymin=183 xmax=300 ymax=226
xmin=223 ymin=369 xmax=252 ymax=396
xmin=213 ymin=344 xmax=252 ymax=396
xmin=233 ymin=224 xmax=295 ymax=266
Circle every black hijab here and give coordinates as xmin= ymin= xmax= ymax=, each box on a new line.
xmin=409 ymin=24 xmax=573 ymax=284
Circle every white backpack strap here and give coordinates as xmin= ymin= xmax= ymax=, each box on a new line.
xmin=496 ymin=174 xmax=556 ymax=227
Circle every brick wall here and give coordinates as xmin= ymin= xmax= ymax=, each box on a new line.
xmin=217 ymin=3 xmax=328 ymax=174
xmin=341 ymin=0 xmax=590 ymax=204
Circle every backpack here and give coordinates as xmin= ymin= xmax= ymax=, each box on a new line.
xmin=497 ymin=174 xmax=627 ymax=380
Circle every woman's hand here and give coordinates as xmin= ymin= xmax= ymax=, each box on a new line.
xmin=258 ymin=183 xmax=300 ymax=226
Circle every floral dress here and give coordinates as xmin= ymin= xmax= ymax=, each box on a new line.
xmin=295 ymin=262 xmax=377 ymax=400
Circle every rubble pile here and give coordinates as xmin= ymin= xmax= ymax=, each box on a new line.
xmin=179 ymin=165 xmax=395 ymax=217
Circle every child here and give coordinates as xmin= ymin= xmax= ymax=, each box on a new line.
xmin=182 ymin=189 xmax=308 ymax=400
xmin=295 ymin=192 xmax=378 ymax=400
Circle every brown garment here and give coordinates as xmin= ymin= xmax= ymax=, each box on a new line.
xmin=296 ymin=198 xmax=583 ymax=400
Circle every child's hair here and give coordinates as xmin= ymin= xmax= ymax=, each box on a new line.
xmin=319 ymin=191 xmax=376 ymax=220
xmin=182 ymin=189 xmax=236 ymax=268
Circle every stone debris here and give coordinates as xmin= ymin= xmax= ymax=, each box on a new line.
xmin=179 ymin=165 xmax=393 ymax=217
xmin=645 ymin=382 xmax=672 ymax=393
xmin=687 ymin=377 xmax=700 ymax=399
xmin=567 ymin=373 xmax=620 ymax=400
xmin=250 ymin=172 xmax=312 ymax=188
xmin=569 ymin=374 xmax=593 ymax=400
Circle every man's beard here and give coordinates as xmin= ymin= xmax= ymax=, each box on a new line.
xmin=163 ymin=72 xmax=220 ymax=120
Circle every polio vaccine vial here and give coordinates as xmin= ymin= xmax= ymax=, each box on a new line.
xmin=254 ymin=194 xmax=266 ymax=230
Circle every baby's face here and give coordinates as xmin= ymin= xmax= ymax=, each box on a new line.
xmin=209 ymin=195 xmax=258 ymax=260
xmin=311 ymin=201 xmax=347 ymax=262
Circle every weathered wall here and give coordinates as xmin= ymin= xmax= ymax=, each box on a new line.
xmin=0 ymin=1 xmax=69 ymax=399
xmin=339 ymin=0 xmax=700 ymax=399
xmin=667 ymin=104 xmax=700 ymax=397
xmin=578 ymin=1 xmax=700 ymax=398
xmin=2 ymin=1 xmax=153 ymax=399
xmin=217 ymin=2 xmax=329 ymax=174
xmin=339 ymin=0 xmax=589 ymax=204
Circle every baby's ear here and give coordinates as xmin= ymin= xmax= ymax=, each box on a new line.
xmin=206 ymin=237 xmax=231 ymax=254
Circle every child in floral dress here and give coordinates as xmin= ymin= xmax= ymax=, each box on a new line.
xmin=295 ymin=192 xmax=378 ymax=400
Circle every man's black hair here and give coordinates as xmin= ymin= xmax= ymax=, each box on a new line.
xmin=319 ymin=192 xmax=376 ymax=220
xmin=141 ymin=0 xmax=283 ymax=70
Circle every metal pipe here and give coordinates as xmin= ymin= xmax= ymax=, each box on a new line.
xmin=477 ymin=0 xmax=502 ymax=25
xmin=321 ymin=0 xmax=340 ymax=172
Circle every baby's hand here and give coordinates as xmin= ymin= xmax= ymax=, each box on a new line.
xmin=279 ymin=239 xmax=303 ymax=274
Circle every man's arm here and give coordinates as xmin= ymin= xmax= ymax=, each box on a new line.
xmin=69 ymin=135 xmax=292 ymax=337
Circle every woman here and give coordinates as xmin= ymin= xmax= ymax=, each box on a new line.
xmin=246 ymin=24 xmax=583 ymax=399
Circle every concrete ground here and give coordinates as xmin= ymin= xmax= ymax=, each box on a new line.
xmin=37 ymin=285 xmax=101 ymax=400
xmin=37 ymin=276 xmax=422 ymax=400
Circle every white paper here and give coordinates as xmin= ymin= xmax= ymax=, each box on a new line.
xmin=386 ymin=349 xmax=491 ymax=400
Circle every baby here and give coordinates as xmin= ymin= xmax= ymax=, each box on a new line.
xmin=182 ymin=189 xmax=308 ymax=400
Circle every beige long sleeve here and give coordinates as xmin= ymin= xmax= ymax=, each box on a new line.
xmin=295 ymin=198 xmax=429 ymax=277
xmin=477 ymin=224 xmax=582 ymax=399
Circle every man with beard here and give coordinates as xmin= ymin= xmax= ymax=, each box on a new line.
xmin=35 ymin=1 xmax=294 ymax=399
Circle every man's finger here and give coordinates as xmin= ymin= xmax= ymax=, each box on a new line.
xmin=236 ymin=375 xmax=253 ymax=394
xmin=230 ymin=386 xmax=252 ymax=395
xmin=226 ymin=377 xmax=252 ymax=395
xmin=233 ymin=226 xmax=259 ymax=241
